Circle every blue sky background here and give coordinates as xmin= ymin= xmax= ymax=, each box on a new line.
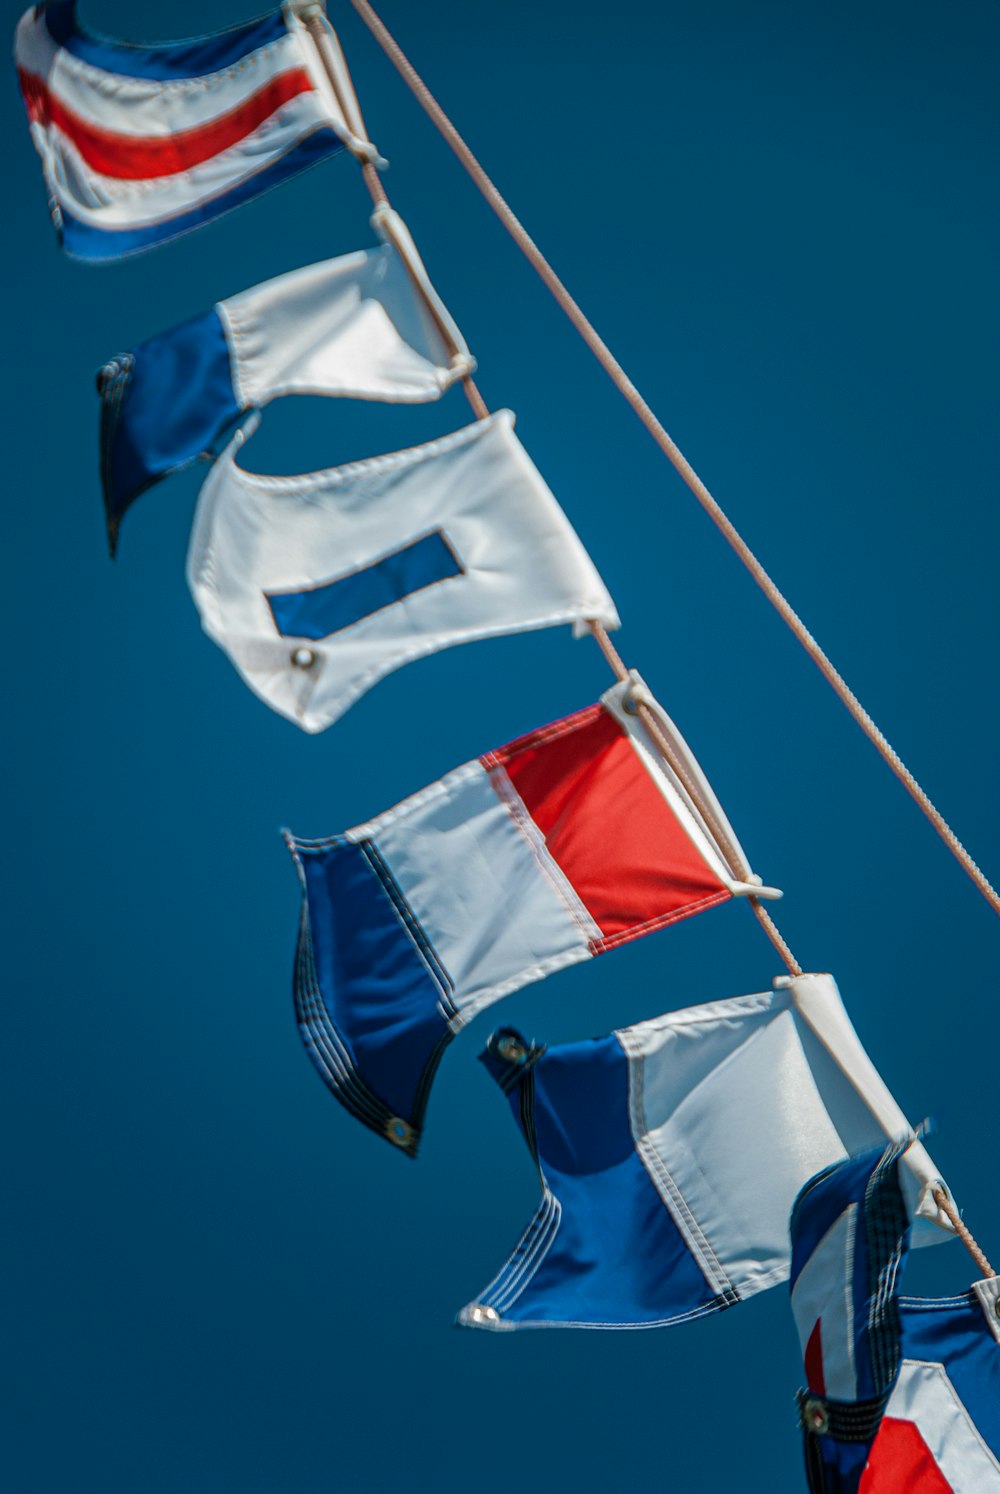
xmin=3 ymin=1 xmax=998 ymax=1489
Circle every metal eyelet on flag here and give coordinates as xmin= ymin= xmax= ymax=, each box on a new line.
xmin=495 ymin=1034 xmax=528 ymax=1064
xmin=467 ymin=1305 xmax=500 ymax=1325
xmin=384 ymin=1116 xmax=414 ymax=1149
xmin=802 ymin=1398 xmax=830 ymax=1435
xmin=291 ymin=647 xmax=316 ymax=670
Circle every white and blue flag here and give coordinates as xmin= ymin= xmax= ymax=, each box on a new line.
xmin=98 ymin=207 xmax=473 ymax=553
xmin=188 ymin=409 xmax=619 ymax=732
xmin=459 ymin=974 xmax=947 ymax=1332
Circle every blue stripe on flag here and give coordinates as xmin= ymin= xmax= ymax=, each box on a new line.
xmin=44 ymin=2 xmax=291 ymax=80
xmin=267 ymin=531 xmax=465 ymax=641
xmin=58 ymin=129 xmax=345 ymax=261
xmin=100 ymin=307 xmax=239 ymax=552
xmin=469 ymin=1034 xmax=722 ymax=1327
xmin=292 ymin=836 xmax=452 ymax=1141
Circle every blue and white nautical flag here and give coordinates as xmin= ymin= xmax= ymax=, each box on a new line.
xmin=188 ymin=409 xmax=619 ymax=731
xmin=458 ymin=974 xmax=948 ymax=1331
xmin=15 ymin=1 xmax=368 ymax=260
xmin=792 ymin=1147 xmax=998 ymax=1494
xmin=286 ymin=676 xmax=776 ymax=1153
xmin=98 ymin=206 xmax=473 ymax=552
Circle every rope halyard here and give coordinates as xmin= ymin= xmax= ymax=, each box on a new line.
xmin=344 ymin=0 xmax=1000 ymax=928
xmin=333 ymin=0 xmax=1000 ymax=1279
xmin=303 ymin=8 xmax=490 ymax=423
xmin=933 ymin=1187 xmax=995 ymax=1280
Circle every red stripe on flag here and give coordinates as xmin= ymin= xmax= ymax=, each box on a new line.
xmin=18 ymin=66 xmax=316 ymax=179
xmin=860 ymin=1418 xmax=954 ymax=1493
xmin=488 ymin=705 xmax=729 ymax=941
xmin=804 ymin=1319 xmax=826 ymax=1396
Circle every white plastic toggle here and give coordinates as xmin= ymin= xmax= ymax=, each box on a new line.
xmin=624 ymin=677 xmax=656 ymax=713
xmin=351 ymin=138 xmax=389 ymax=171
xmin=915 ymin=1178 xmax=954 ymax=1230
xmin=448 ymin=353 xmax=478 ymax=378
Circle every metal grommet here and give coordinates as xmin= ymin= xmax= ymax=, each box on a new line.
xmin=291 ymin=646 xmax=316 ymax=670
xmin=802 ymin=1399 xmax=829 ymax=1435
xmin=622 ymin=690 xmax=639 ymax=716
xmin=385 ymin=1116 xmax=414 ymax=1149
xmin=496 ymin=1034 xmax=527 ymax=1064
xmin=468 ymin=1305 xmax=500 ymax=1325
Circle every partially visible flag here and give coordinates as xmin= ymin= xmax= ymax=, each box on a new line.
xmin=286 ymin=675 xmax=776 ymax=1154
xmin=792 ymin=1142 xmax=915 ymax=1493
xmin=792 ymin=1147 xmax=997 ymax=1493
xmin=458 ymin=974 xmax=947 ymax=1331
xmin=188 ymin=409 xmax=619 ymax=731
xmin=98 ymin=206 xmax=474 ymax=553
xmin=865 ymin=1285 xmax=1000 ymax=1492
xmin=15 ymin=1 xmax=365 ymax=260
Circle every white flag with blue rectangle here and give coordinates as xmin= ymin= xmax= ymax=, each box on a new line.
xmin=187 ymin=410 xmax=619 ymax=732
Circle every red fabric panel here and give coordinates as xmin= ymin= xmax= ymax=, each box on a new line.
xmin=804 ymin=1319 xmax=826 ymax=1396
xmin=18 ymin=66 xmax=315 ymax=179
xmin=860 ymin=1418 xmax=953 ymax=1493
xmin=485 ymin=705 xmax=729 ymax=945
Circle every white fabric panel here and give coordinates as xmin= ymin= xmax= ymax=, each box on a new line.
xmin=219 ymin=232 xmax=469 ymax=407
xmin=790 ymin=1205 xmax=859 ymax=1400
xmin=15 ymin=10 xmax=328 ymax=136
xmin=187 ymin=410 xmax=620 ymax=732
xmin=350 ymin=762 xmax=597 ymax=1021
xmin=33 ymin=93 xmax=337 ymax=232
xmin=372 ymin=206 xmax=474 ymax=376
xmin=618 ymin=977 xmax=901 ymax=1301
xmin=887 ymin=1362 xmax=1000 ymax=1489
xmin=786 ymin=972 xmax=951 ymax=1239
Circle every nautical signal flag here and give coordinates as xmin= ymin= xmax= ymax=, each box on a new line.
xmin=285 ymin=676 xmax=778 ymax=1154
xmin=98 ymin=206 xmax=474 ymax=553
xmin=864 ymin=1285 xmax=1000 ymax=1493
xmin=187 ymin=410 xmax=619 ymax=731
xmin=15 ymin=1 xmax=366 ymax=259
xmin=792 ymin=1145 xmax=998 ymax=1494
xmin=459 ymin=976 xmax=947 ymax=1332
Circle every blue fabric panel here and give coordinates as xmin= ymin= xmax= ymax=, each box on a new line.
xmin=267 ymin=531 xmax=464 ymax=641
xmin=506 ymin=1148 xmax=717 ymax=1326
xmin=898 ymin=1293 xmax=1000 ymax=1454
xmin=58 ymin=130 xmax=344 ymax=261
xmin=44 ymin=2 xmax=290 ymax=80
xmin=479 ymin=1034 xmax=717 ymax=1327
xmin=297 ymin=838 xmax=450 ymax=1129
xmin=98 ymin=308 xmax=239 ymax=554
